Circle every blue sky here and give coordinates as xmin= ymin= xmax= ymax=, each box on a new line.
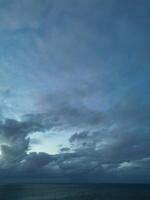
xmin=0 ymin=0 xmax=150 ymax=183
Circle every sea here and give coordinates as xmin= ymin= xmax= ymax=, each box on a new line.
xmin=0 ymin=183 xmax=150 ymax=200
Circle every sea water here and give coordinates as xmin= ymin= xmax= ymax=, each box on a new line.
xmin=0 ymin=183 xmax=150 ymax=200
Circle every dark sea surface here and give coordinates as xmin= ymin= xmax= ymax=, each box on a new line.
xmin=0 ymin=183 xmax=150 ymax=200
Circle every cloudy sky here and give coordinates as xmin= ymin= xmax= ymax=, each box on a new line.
xmin=0 ymin=0 xmax=150 ymax=183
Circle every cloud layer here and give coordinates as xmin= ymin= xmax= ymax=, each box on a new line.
xmin=0 ymin=0 xmax=150 ymax=183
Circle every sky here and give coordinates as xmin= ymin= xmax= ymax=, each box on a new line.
xmin=0 ymin=0 xmax=150 ymax=183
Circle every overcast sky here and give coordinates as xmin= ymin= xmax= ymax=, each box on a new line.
xmin=0 ymin=0 xmax=150 ymax=183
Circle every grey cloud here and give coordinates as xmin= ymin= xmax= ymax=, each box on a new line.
xmin=36 ymin=91 xmax=106 ymax=130
xmin=2 ymin=79 xmax=148 ymax=182
xmin=20 ymin=152 xmax=55 ymax=174
xmin=69 ymin=128 xmax=150 ymax=163
xmin=59 ymin=147 xmax=71 ymax=153
xmin=0 ymin=116 xmax=53 ymax=169
xmin=60 ymin=94 xmax=150 ymax=181
xmin=0 ymin=0 xmax=52 ymax=31
xmin=69 ymin=131 xmax=90 ymax=143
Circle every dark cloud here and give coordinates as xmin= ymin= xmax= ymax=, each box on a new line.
xmin=36 ymin=91 xmax=105 ymax=129
xmin=20 ymin=152 xmax=54 ymax=173
xmin=1 ymin=116 xmax=150 ymax=183
xmin=59 ymin=147 xmax=71 ymax=153
xmin=0 ymin=116 xmax=52 ymax=169
xmin=1 ymin=78 xmax=150 ymax=183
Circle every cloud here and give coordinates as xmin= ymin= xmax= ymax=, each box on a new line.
xmin=0 ymin=115 xmax=150 ymax=183
xmin=0 ymin=115 xmax=54 ymax=169
xmin=20 ymin=152 xmax=54 ymax=173
xmin=0 ymin=0 xmax=52 ymax=31
xmin=0 ymin=0 xmax=150 ymax=183
xmin=59 ymin=147 xmax=71 ymax=153
xmin=1 ymin=75 xmax=150 ymax=182
xmin=37 ymin=93 xmax=105 ymax=129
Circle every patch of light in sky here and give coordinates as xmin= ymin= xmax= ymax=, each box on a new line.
xmin=29 ymin=130 xmax=71 ymax=155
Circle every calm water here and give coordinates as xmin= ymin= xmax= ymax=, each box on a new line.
xmin=0 ymin=184 xmax=150 ymax=200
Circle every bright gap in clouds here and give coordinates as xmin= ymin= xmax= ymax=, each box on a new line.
xmin=28 ymin=131 xmax=71 ymax=155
